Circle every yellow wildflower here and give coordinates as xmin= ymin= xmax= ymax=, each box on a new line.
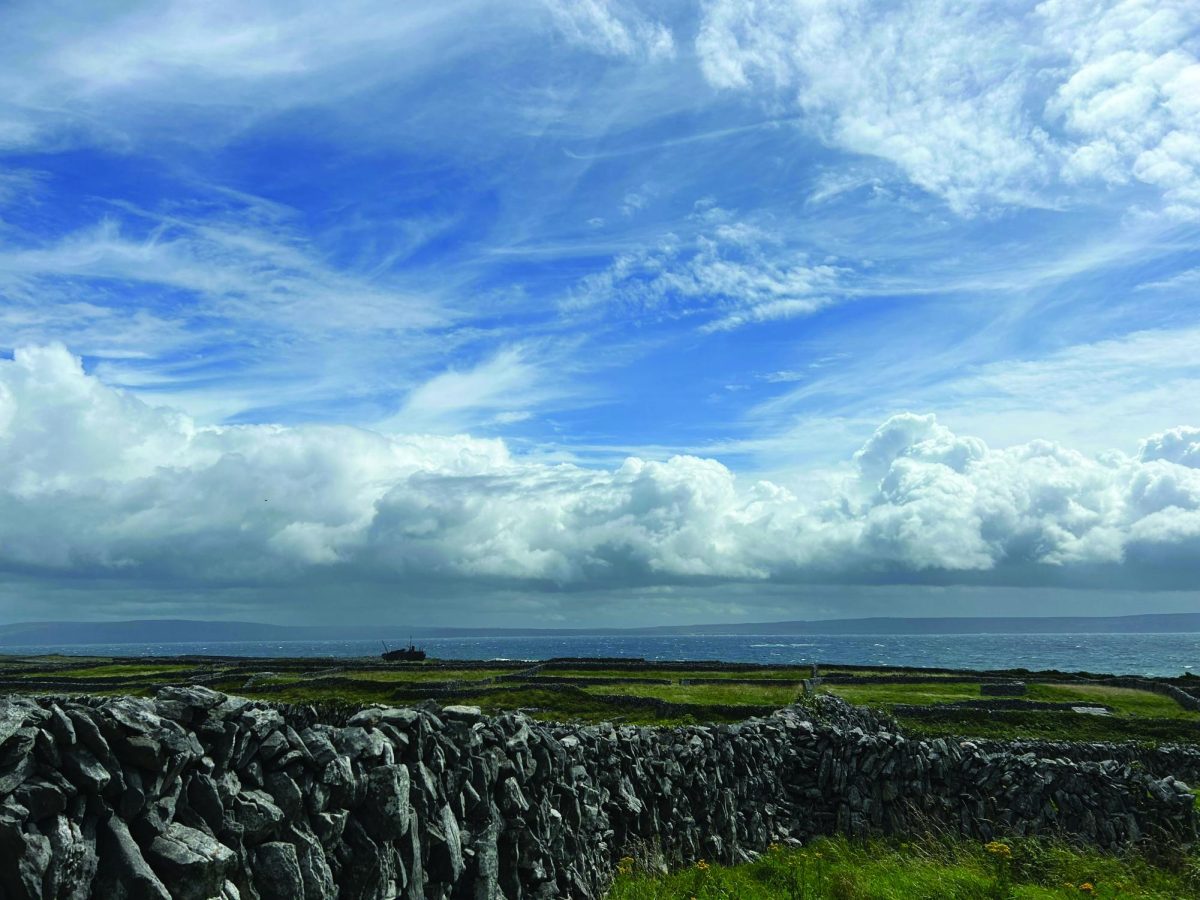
xmin=984 ymin=841 xmax=1012 ymax=859
xmin=1079 ymin=884 xmax=1095 ymax=894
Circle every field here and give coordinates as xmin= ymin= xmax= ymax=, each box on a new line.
xmin=608 ymin=835 xmax=1200 ymax=899
xmin=0 ymin=653 xmax=1197 ymax=743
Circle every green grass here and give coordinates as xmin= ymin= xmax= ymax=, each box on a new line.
xmin=341 ymin=668 xmax=507 ymax=683
xmin=608 ymin=836 xmax=1200 ymax=900
xmin=897 ymin=710 xmax=1200 ymax=744
xmin=2 ymin=657 xmax=1195 ymax=744
xmin=545 ymin=667 xmax=813 ymax=682
xmin=823 ymin=681 xmax=1200 ymax=721
xmin=819 ymin=669 xmax=966 ymax=679
xmin=582 ymin=682 xmax=800 ymax=707
xmin=458 ymin=685 xmax=778 ymax=725
xmin=1026 ymin=684 xmax=1195 ymax=719
xmin=823 ymin=681 xmax=983 ymax=708
xmin=31 ymin=662 xmax=198 ymax=679
xmin=537 ymin=668 xmax=682 ymax=681
xmin=820 ymin=680 xmax=1200 ymax=743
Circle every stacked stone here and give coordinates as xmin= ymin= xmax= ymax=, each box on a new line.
xmin=980 ymin=682 xmax=1026 ymax=697
xmin=974 ymin=739 xmax=1200 ymax=784
xmin=0 ymin=690 xmax=1194 ymax=900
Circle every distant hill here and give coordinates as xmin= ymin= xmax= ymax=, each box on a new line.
xmin=0 ymin=612 xmax=1196 ymax=646
xmin=638 ymin=613 xmax=1200 ymax=636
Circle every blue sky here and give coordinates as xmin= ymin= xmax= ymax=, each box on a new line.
xmin=1 ymin=0 xmax=1199 ymax=625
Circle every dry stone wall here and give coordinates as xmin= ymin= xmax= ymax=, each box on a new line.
xmin=972 ymin=739 xmax=1200 ymax=784
xmin=0 ymin=690 xmax=1195 ymax=900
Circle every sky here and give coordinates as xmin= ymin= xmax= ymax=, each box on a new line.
xmin=1 ymin=0 xmax=1199 ymax=627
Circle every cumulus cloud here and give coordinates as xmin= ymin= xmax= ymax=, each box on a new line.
xmin=4 ymin=345 xmax=1200 ymax=596
xmin=696 ymin=0 xmax=1200 ymax=216
xmin=1041 ymin=0 xmax=1200 ymax=216
xmin=1140 ymin=425 xmax=1200 ymax=467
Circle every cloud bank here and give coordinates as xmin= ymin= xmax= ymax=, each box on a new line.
xmin=4 ymin=345 xmax=1200 ymax=595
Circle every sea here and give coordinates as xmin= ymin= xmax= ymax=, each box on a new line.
xmin=2 ymin=633 xmax=1197 ymax=677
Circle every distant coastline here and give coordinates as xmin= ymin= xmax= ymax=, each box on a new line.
xmin=1 ymin=611 xmax=1197 ymax=646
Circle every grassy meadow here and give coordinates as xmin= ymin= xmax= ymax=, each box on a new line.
xmin=0 ymin=654 xmax=1196 ymax=740
xmin=607 ymin=835 xmax=1200 ymax=900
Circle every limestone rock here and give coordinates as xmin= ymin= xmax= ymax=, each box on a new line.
xmin=146 ymin=823 xmax=236 ymax=900
xmin=95 ymin=815 xmax=172 ymax=900
xmin=250 ymin=841 xmax=306 ymax=900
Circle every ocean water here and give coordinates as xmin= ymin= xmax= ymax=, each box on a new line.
xmin=1 ymin=633 xmax=1197 ymax=677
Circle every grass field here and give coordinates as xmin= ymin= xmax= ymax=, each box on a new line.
xmin=0 ymin=655 xmax=1196 ymax=742
xmin=818 ymin=680 xmax=1200 ymax=743
xmin=546 ymin=667 xmax=814 ymax=681
xmin=821 ymin=681 xmax=1192 ymax=720
xmin=45 ymin=662 xmax=198 ymax=679
xmin=823 ymin=681 xmax=981 ymax=707
xmin=581 ymin=681 xmax=802 ymax=707
xmin=608 ymin=835 xmax=1200 ymax=899
xmin=1028 ymin=684 xmax=1194 ymax=719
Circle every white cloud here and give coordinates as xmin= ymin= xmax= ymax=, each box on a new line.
xmin=4 ymin=344 xmax=1200 ymax=597
xmin=0 ymin=216 xmax=441 ymax=335
xmin=1140 ymin=425 xmax=1200 ymax=467
xmin=1040 ymin=0 xmax=1200 ymax=216
xmin=0 ymin=202 xmax=472 ymax=424
xmin=1135 ymin=265 xmax=1200 ymax=292
xmin=0 ymin=168 xmax=43 ymax=209
xmin=696 ymin=0 xmax=1200 ymax=216
xmin=570 ymin=216 xmax=848 ymax=330
xmin=744 ymin=316 xmax=1200 ymax=477
xmin=543 ymin=0 xmax=675 ymax=60
xmin=0 ymin=0 xmax=489 ymax=150
xmin=696 ymin=0 xmax=1055 ymax=214
xmin=906 ymin=326 xmax=1200 ymax=456
xmin=382 ymin=346 xmax=551 ymax=433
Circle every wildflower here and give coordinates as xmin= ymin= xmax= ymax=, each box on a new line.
xmin=984 ymin=841 xmax=1012 ymax=859
xmin=695 ymin=860 xmax=710 ymax=871
xmin=1079 ymin=883 xmax=1095 ymax=894
xmin=768 ymin=842 xmax=783 ymax=853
